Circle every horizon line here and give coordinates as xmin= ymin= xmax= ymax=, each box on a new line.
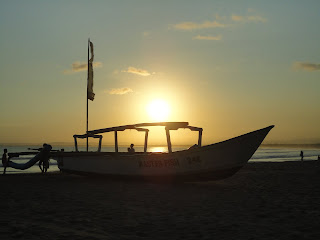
xmin=1 ymin=142 xmax=320 ymax=148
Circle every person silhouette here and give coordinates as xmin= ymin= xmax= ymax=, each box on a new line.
xmin=2 ymin=149 xmax=8 ymax=175
xmin=300 ymin=151 xmax=304 ymax=162
xmin=128 ymin=144 xmax=135 ymax=154
xmin=39 ymin=143 xmax=51 ymax=173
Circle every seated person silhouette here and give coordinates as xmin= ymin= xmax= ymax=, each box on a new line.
xmin=128 ymin=143 xmax=135 ymax=154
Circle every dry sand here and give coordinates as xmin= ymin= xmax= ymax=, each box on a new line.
xmin=1 ymin=161 xmax=320 ymax=240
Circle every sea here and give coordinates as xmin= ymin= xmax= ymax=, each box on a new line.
xmin=0 ymin=144 xmax=319 ymax=174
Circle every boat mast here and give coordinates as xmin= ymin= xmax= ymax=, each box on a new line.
xmin=86 ymin=38 xmax=89 ymax=152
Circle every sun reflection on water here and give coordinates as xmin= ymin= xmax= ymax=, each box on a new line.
xmin=148 ymin=146 xmax=167 ymax=153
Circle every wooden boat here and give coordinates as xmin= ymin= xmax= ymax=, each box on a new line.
xmin=51 ymin=122 xmax=274 ymax=181
xmin=4 ymin=42 xmax=273 ymax=180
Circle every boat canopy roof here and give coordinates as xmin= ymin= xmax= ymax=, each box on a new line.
xmin=73 ymin=122 xmax=203 ymax=153
xmin=83 ymin=122 xmax=202 ymax=136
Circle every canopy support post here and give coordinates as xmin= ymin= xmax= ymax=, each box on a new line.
xmin=198 ymin=130 xmax=202 ymax=147
xmin=98 ymin=136 xmax=102 ymax=152
xmin=144 ymin=130 xmax=149 ymax=153
xmin=165 ymin=127 xmax=172 ymax=153
xmin=74 ymin=136 xmax=79 ymax=152
xmin=114 ymin=131 xmax=118 ymax=153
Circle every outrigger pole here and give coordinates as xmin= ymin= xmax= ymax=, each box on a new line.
xmin=86 ymin=38 xmax=89 ymax=152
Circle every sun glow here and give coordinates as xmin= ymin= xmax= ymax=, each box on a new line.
xmin=147 ymin=99 xmax=170 ymax=121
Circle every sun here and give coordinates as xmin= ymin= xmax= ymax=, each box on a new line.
xmin=147 ymin=99 xmax=170 ymax=121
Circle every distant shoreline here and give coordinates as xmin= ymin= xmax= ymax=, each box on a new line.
xmin=261 ymin=144 xmax=320 ymax=149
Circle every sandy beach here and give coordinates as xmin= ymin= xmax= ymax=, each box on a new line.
xmin=1 ymin=161 xmax=320 ymax=240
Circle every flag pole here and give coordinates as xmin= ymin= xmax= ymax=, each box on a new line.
xmin=86 ymin=38 xmax=89 ymax=152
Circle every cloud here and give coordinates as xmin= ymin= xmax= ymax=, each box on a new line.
xmin=172 ymin=20 xmax=226 ymax=30
xmin=108 ymin=88 xmax=133 ymax=95
xmin=231 ymin=15 xmax=244 ymax=22
xmin=64 ymin=61 xmax=102 ymax=74
xmin=172 ymin=11 xmax=266 ymax=31
xmin=232 ymin=14 xmax=267 ymax=23
xmin=171 ymin=11 xmax=266 ymax=42
xmin=193 ymin=35 xmax=222 ymax=41
xmin=294 ymin=62 xmax=320 ymax=71
xmin=122 ymin=66 xmax=151 ymax=76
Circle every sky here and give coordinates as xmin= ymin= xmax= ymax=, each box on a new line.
xmin=0 ymin=0 xmax=319 ymax=146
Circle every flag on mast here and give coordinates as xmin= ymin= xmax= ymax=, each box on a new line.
xmin=87 ymin=41 xmax=95 ymax=101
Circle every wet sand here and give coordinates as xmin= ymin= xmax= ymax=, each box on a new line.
xmin=1 ymin=161 xmax=320 ymax=240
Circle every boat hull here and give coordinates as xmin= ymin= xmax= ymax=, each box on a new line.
xmin=53 ymin=126 xmax=273 ymax=181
